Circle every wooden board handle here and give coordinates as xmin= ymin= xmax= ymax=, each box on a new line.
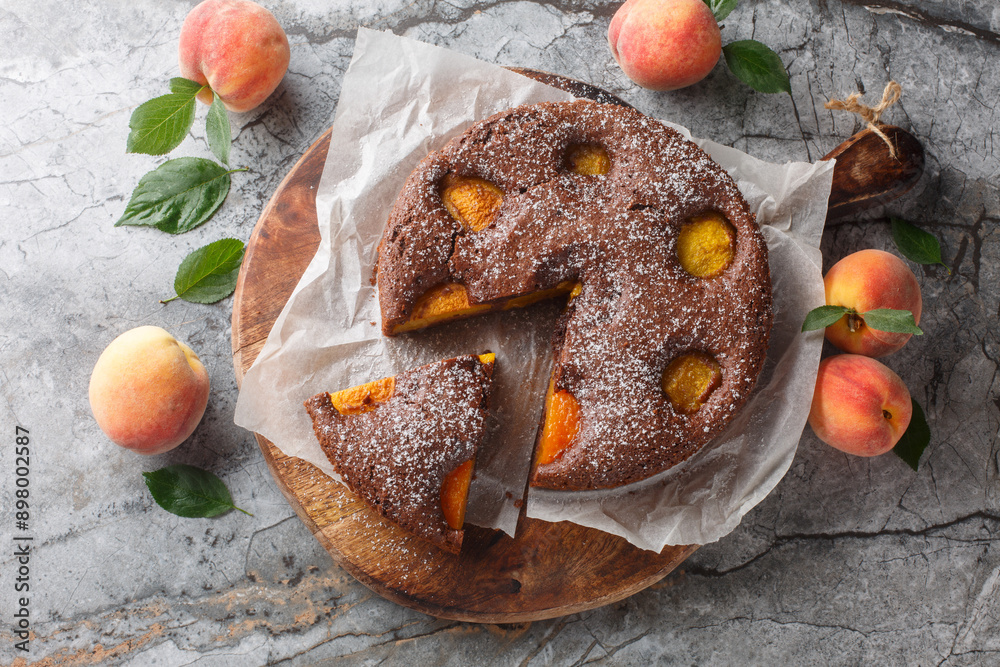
xmin=823 ymin=124 xmax=924 ymax=223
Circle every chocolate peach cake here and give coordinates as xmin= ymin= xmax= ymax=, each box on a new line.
xmin=375 ymin=99 xmax=773 ymax=491
xmin=304 ymin=353 xmax=495 ymax=553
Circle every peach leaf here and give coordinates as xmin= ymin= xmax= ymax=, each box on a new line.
xmin=893 ymin=399 xmax=930 ymax=471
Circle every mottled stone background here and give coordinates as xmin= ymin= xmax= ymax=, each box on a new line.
xmin=1 ymin=0 xmax=997 ymax=664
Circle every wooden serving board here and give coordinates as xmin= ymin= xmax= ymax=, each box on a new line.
xmin=231 ymin=72 xmax=922 ymax=623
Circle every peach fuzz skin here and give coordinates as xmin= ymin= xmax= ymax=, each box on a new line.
xmin=808 ymin=354 xmax=912 ymax=457
xmin=608 ymin=0 xmax=721 ymax=91
xmin=824 ymin=249 xmax=922 ymax=358
xmin=89 ymin=326 xmax=210 ymax=455
xmin=179 ymin=0 xmax=290 ymax=113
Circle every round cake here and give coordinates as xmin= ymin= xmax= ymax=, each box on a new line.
xmin=376 ymin=99 xmax=773 ymax=491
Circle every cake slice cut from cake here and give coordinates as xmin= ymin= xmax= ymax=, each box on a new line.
xmin=304 ymin=353 xmax=495 ymax=554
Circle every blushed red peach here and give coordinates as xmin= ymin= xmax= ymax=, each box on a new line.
xmin=178 ymin=0 xmax=290 ymax=113
xmin=89 ymin=326 xmax=210 ymax=455
xmin=824 ymin=249 xmax=922 ymax=357
xmin=608 ymin=0 xmax=722 ymax=91
xmin=808 ymin=354 xmax=912 ymax=457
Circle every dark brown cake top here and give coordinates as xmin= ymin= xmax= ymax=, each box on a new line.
xmin=377 ymin=100 xmax=773 ymax=490
xmin=304 ymin=355 xmax=493 ymax=553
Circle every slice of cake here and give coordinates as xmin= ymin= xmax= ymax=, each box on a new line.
xmin=304 ymin=353 xmax=495 ymax=554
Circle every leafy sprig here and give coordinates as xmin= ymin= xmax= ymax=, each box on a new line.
xmin=163 ymin=238 xmax=245 ymax=304
xmin=703 ymin=0 xmax=790 ymax=94
xmin=801 ymin=305 xmax=923 ymax=335
xmin=126 ymin=78 xmax=206 ymax=156
xmin=722 ymin=40 xmax=791 ymax=94
xmin=117 ymin=158 xmax=246 ymax=234
xmin=143 ymin=464 xmax=251 ymax=518
xmin=206 ymin=91 xmax=232 ymax=165
xmin=891 ymin=218 xmax=950 ymax=273
xmin=704 ymin=0 xmax=739 ymax=22
xmin=121 ymin=77 xmax=244 ymax=304
xmin=894 ymin=399 xmax=930 ymax=471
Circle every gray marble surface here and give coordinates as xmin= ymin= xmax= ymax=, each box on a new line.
xmin=1 ymin=0 xmax=998 ymax=665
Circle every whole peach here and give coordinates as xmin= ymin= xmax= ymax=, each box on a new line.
xmin=89 ymin=326 xmax=210 ymax=455
xmin=808 ymin=354 xmax=912 ymax=457
xmin=179 ymin=0 xmax=290 ymax=113
xmin=824 ymin=249 xmax=922 ymax=357
xmin=608 ymin=0 xmax=721 ymax=91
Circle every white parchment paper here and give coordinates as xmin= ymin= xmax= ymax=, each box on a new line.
xmin=234 ymin=28 xmax=833 ymax=550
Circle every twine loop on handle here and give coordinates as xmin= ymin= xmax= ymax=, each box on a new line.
xmin=825 ymin=81 xmax=903 ymax=158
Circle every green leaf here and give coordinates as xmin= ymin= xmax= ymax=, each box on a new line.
xmin=802 ymin=305 xmax=850 ymax=331
xmin=164 ymin=238 xmax=245 ymax=304
xmin=143 ymin=464 xmax=252 ymax=518
xmin=169 ymin=77 xmax=204 ymax=96
xmin=891 ymin=217 xmax=950 ymax=273
xmin=206 ymin=91 xmax=231 ymax=165
xmin=893 ymin=398 xmax=930 ymax=471
xmin=861 ymin=308 xmax=923 ymax=335
xmin=703 ymin=0 xmax=739 ymax=21
xmin=116 ymin=157 xmax=245 ymax=234
xmin=126 ymin=79 xmax=207 ymax=155
xmin=722 ymin=40 xmax=791 ymax=94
